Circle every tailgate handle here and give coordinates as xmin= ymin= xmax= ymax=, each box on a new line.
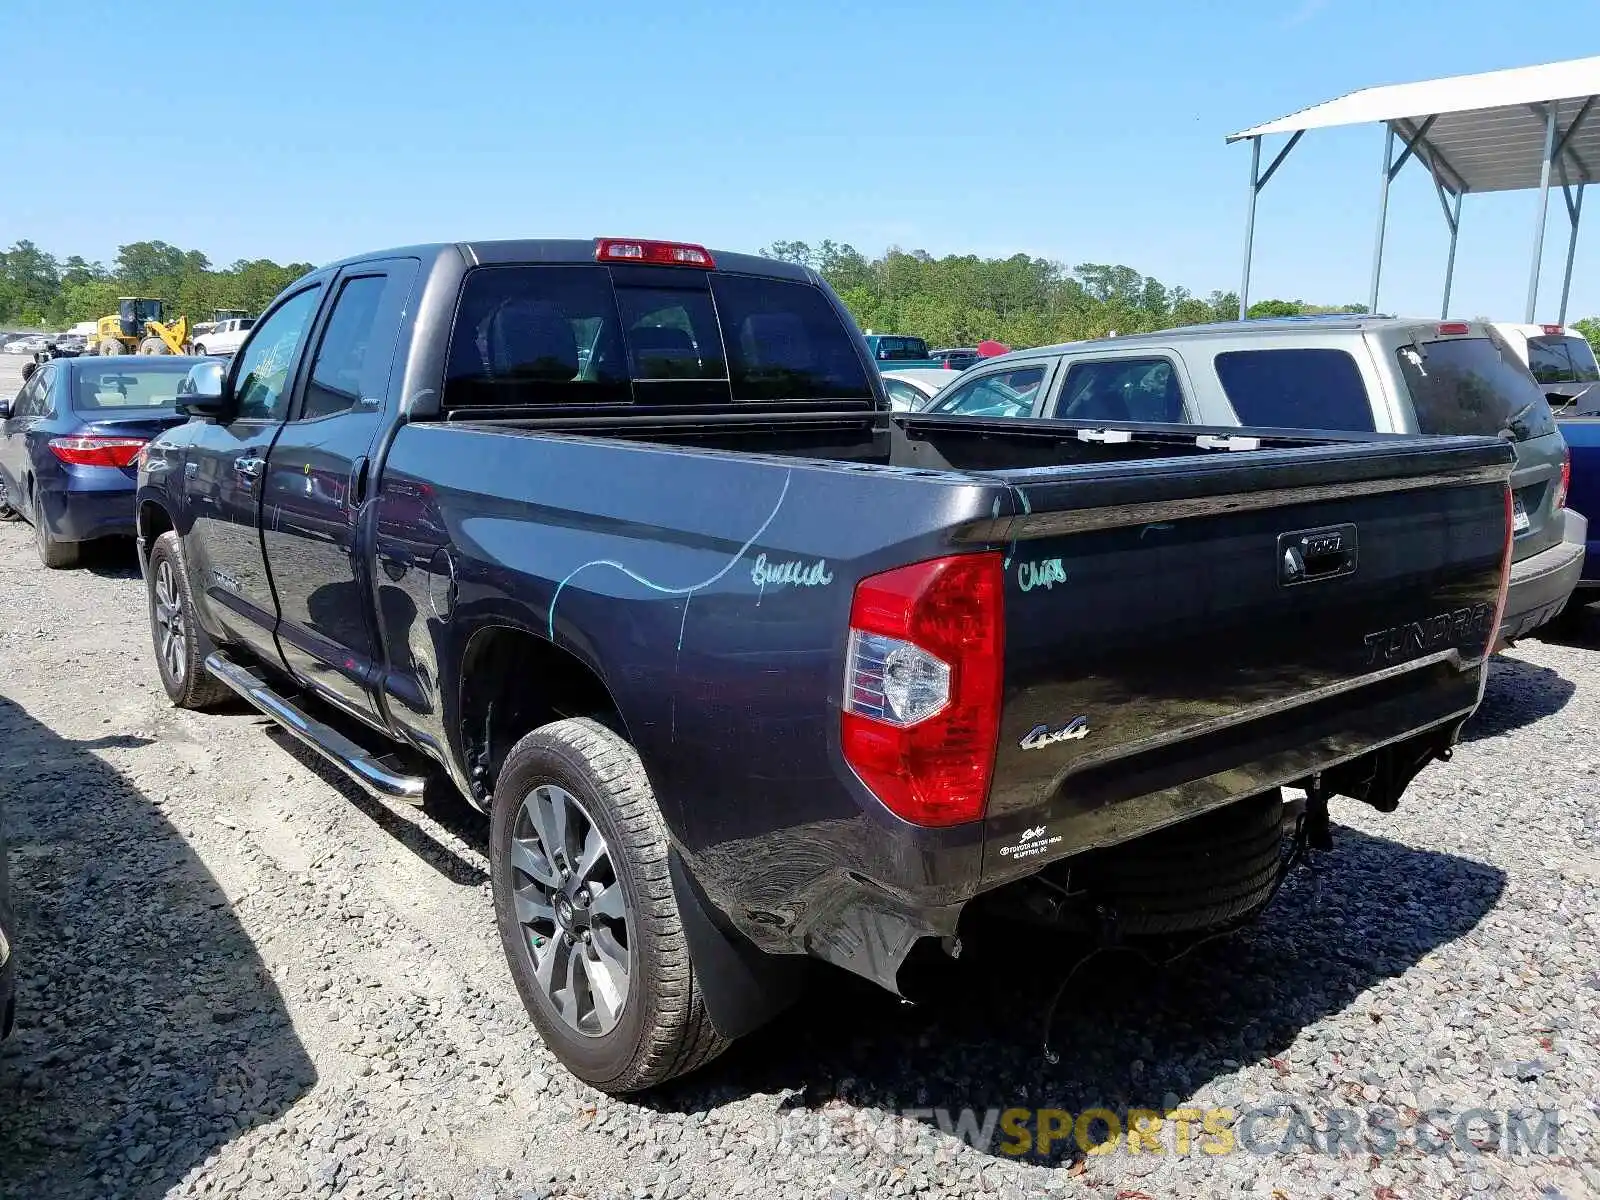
xmin=1279 ymin=524 xmax=1358 ymax=585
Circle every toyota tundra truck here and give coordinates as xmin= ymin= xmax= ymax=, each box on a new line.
xmin=134 ymin=238 xmax=1515 ymax=1094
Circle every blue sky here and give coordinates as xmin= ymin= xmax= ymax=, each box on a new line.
xmin=8 ymin=0 xmax=1600 ymax=321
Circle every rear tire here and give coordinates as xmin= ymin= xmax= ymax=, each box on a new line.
xmin=138 ymin=336 xmax=169 ymax=355
xmin=147 ymin=531 xmax=230 ymax=709
xmin=31 ymin=491 xmax=78 ymax=569
xmin=191 ymin=343 xmax=207 ymax=356
xmin=490 ymin=718 xmax=730 ymax=1094
xmin=97 ymin=338 xmax=122 ymax=355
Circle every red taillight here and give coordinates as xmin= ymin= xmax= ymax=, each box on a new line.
xmin=48 ymin=435 xmax=146 ymax=467
xmin=1543 ymin=324 xmax=1565 ymax=336
xmin=1437 ymin=322 xmax=1471 ymax=336
xmin=840 ymin=553 xmax=1004 ymax=827
xmin=1556 ymin=449 xmax=1572 ymax=511
xmin=595 ymin=238 xmax=715 ymax=268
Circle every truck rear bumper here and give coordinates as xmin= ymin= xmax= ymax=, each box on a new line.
xmin=1500 ymin=510 xmax=1587 ymax=643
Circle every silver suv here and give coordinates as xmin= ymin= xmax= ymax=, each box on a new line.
xmin=922 ymin=316 xmax=1585 ymax=645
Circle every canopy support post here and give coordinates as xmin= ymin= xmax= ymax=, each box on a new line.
xmin=1239 ymin=138 xmax=1260 ymax=321
xmin=1559 ymin=179 xmax=1585 ymax=326
xmin=1237 ymin=131 xmax=1302 ymax=320
xmin=1438 ymin=185 xmax=1463 ymax=320
xmin=1527 ymin=104 xmax=1559 ymax=322
xmin=1369 ymin=125 xmax=1395 ymax=316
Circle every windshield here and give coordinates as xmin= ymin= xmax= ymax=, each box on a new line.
xmin=1396 ymin=334 xmax=1557 ymax=441
xmin=73 ymin=362 xmax=192 ymax=412
xmin=872 ymin=336 xmax=930 ymax=361
xmin=1527 ymin=335 xmax=1600 ymax=386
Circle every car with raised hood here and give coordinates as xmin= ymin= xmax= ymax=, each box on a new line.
xmin=135 ymin=237 xmax=1515 ymax=1094
xmin=924 ymin=316 xmax=1582 ymax=648
xmin=0 ymin=356 xmax=200 ymax=567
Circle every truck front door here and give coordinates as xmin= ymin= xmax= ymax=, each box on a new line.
xmin=260 ymin=262 xmax=417 ymax=724
xmin=183 ymin=283 xmax=324 ymax=663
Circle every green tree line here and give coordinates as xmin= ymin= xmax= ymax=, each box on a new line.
xmin=3 ymin=235 xmax=1390 ymax=346
xmin=761 ymin=240 xmax=1368 ymax=346
xmin=0 ymin=240 xmax=313 ymax=329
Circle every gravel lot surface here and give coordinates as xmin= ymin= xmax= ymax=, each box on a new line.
xmin=0 ymin=350 xmax=1597 ymax=1198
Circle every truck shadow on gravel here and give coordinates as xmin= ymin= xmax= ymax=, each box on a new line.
xmin=259 ymin=727 xmax=489 ymax=887
xmin=648 ymin=825 xmax=1505 ymax=1168
xmin=1459 ymin=654 xmax=1576 ymax=742
xmin=0 ymin=693 xmax=315 ymax=1200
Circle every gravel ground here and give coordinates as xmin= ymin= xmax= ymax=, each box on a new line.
xmin=0 ymin=352 xmax=1597 ymax=1198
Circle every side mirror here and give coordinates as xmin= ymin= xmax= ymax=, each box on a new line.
xmin=0 ymin=398 xmax=12 ymax=420
xmin=176 ymin=359 xmax=231 ymax=418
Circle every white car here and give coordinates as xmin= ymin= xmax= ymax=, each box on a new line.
xmin=1489 ymin=322 xmax=1600 ymax=410
xmin=190 ymin=317 xmax=255 ymax=357
xmin=3 ymin=335 xmax=47 ymax=355
xmin=881 ymin=367 xmax=961 ymax=412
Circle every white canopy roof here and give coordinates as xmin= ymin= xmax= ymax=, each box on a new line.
xmin=1228 ymin=57 xmax=1600 ymax=193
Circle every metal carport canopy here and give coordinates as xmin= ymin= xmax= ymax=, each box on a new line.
xmin=1227 ymin=56 xmax=1600 ymax=322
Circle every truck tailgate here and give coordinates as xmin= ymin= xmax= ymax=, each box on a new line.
xmin=976 ymin=435 xmax=1513 ymax=885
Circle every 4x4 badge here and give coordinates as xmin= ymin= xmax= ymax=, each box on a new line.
xmin=1020 ymin=717 xmax=1090 ymax=749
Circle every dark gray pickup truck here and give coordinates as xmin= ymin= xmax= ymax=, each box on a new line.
xmin=134 ymin=238 xmax=1515 ymax=1093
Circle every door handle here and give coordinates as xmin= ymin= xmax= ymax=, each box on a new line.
xmin=234 ymin=455 xmax=264 ymax=479
xmin=1278 ymin=524 xmax=1358 ymax=586
xmin=348 ymin=455 xmax=370 ymax=508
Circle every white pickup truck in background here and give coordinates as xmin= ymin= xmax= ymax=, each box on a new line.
xmin=189 ymin=317 xmax=255 ymax=357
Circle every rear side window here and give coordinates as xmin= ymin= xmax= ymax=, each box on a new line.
xmin=1214 ymin=348 xmax=1375 ymax=432
xmin=444 ymin=266 xmax=870 ymax=409
xmin=301 ymin=270 xmax=414 ymax=421
xmin=1527 ymin=335 xmax=1600 ymax=385
xmin=1056 ymin=357 xmax=1187 ymax=423
xmin=1397 ymin=335 xmax=1558 ymax=441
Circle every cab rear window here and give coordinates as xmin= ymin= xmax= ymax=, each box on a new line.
xmin=443 ymin=265 xmax=871 ymax=411
xmin=1396 ymin=335 xmax=1557 ymax=441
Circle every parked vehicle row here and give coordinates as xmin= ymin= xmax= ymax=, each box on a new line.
xmin=921 ymin=316 xmax=1588 ymax=644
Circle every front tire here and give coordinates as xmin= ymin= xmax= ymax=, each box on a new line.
xmin=147 ymin=531 xmax=229 ymax=709
xmin=138 ymin=336 xmax=169 ymax=355
xmin=491 ymin=718 xmax=729 ymax=1093
xmin=31 ymin=491 xmax=78 ymax=569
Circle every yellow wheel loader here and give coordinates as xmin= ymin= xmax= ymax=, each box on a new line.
xmin=92 ymin=298 xmax=191 ymax=356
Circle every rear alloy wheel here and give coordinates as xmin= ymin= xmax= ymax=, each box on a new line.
xmin=31 ymin=491 xmax=78 ymax=569
xmin=147 ymin=531 xmax=229 ymax=709
xmin=491 ymin=718 xmax=729 ymax=1093
xmin=512 ymin=783 xmax=632 ymax=1038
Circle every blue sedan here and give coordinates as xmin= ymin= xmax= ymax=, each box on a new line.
xmin=0 ymin=356 xmax=200 ymax=568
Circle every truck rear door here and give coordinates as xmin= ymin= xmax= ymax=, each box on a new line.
xmin=978 ymin=436 xmax=1512 ymax=887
